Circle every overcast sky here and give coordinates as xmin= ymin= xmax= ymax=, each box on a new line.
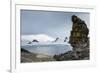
xmin=20 ymin=10 xmax=90 ymax=40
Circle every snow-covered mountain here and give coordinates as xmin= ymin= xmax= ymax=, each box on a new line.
xmin=21 ymin=34 xmax=55 ymax=44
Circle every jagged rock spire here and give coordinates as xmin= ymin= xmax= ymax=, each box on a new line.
xmin=69 ymin=15 xmax=89 ymax=48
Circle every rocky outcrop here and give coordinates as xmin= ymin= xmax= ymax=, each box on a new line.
xmin=28 ymin=41 xmax=32 ymax=44
xmin=21 ymin=48 xmax=30 ymax=53
xmin=32 ymin=39 xmax=39 ymax=42
xmin=53 ymin=15 xmax=89 ymax=61
xmin=69 ymin=15 xmax=89 ymax=48
xmin=54 ymin=47 xmax=89 ymax=61
xmin=53 ymin=37 xmax=59 ymax=42
xmin=21 ymin=48 xmax=55 ymax=63
xmin=64 ymin=37 xmax=68 ymax=42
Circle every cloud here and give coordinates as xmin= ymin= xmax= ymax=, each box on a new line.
xmin=21 ymin=10 xmax=90 ymax=40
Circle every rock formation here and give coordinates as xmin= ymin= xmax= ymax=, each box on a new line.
xmin=64 ymin=37 xmax=68 ymax=42
xmin=53 ymin=37 xmax=59 ymax=42
xmin=69 ymin=15 xmax=89 ymax=48
xmin=32 ymin=39 xmax=39 ymax=43
xmin=21 ymin=48 xmax=56 ymax=63
xmin=54 ymin=47 xmax=89 ymax=61
xmin=28 ymin=41 xmax=32 ymax=44
xmin=53 ymin=15 xmax=89 ymax=61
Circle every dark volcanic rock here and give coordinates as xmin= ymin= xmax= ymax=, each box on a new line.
xmin=69 ymin=15 xmax=89 ymax=48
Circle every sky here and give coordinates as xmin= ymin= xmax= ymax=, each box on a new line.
xmin=20 ymin=10 xmax=90 ymax=41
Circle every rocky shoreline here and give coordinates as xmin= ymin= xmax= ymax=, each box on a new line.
xmin=21 ymin=45 xmax=89 ymax=63
xmin=53 ymin=47 xmax=89 ymax=61
xmin=21 ymin=48 xmax=56 ymax=63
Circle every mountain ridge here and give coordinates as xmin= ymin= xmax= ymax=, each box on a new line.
xmin=21 ymin=34 xmax=55 ymax=43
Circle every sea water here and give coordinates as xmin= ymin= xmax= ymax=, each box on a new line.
xmin=21 ymin=43 xmax=73 ymax=56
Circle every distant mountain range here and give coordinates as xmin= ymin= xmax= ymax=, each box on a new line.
xmin=21 ymin=34 xmax=55 ymax=44
xmin=21 ymin=34 xmax=68 ymax=45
